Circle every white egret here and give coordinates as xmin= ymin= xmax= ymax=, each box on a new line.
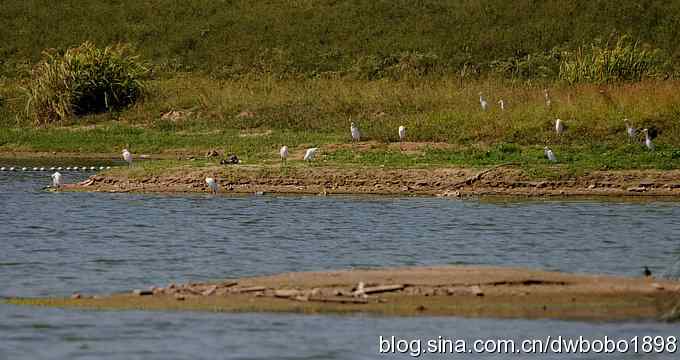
xmin=73 ymin=166 xmax=79 ymax=171
xmin=304 ymin=147 xmax=318 ymax=161
xmin=66 ymin=167 xmax=71 ymax=171
xmin=555 ymin=119 xmax=564 ymax=135
xmin=398 ymin=126 xmax=406 ymax=142
xmin=279 ymin=145 xmax=289 ymax=163
xmin=642 ymin=128 xmax=655 ymax=150
xmin=49 ymin=167 xmax=55 ymax=171
xmin=544 ymin=88 xmax=551 ymax=107
xmin=90 ymin=166 xmax=96 ymax=171
xmin=106 ymin=166 xmax=111 ymax=170
xmin=498 ymin=99 xmax=505 ymax=111
xmin=39 ymin=167 xmax=45 ymax=171
xmin=122 ymin=149 xmax=133 ymax=167
xmin=479 ymin=93 xmax=488 ymax=111
xmin=0 ymin=167 xmax=5 ymax=171
xmin=32 ymin=167 xmax=38 ymax=171
xmin=624 ymin=119 xmax=636 ymax=140
xmin=57 ymin=167 xmax=62 ymax=171
xmin=51 ymin=172 xmax=63 ymax=190
xmin=544 ymin=146 xmax=557 ymax=162
xmin=9 ymin=167 xmax=15 ymax=171
xmin=205 ymin=177 xmax=218 ymax=194
xmin=350 ymin=121 xmax=360 ymax=142
xmin=99 ymin=166 xmax=105 ymax=170
xmin=22 ymin=167 xmax=28 ymax=171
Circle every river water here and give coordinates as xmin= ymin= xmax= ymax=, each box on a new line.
xmin=1 ymin=166 xmax=679 ymax=359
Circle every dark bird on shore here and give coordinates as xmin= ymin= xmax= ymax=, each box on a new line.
xmin=643 ymin=266 xmax=652 ymax=277
xmin=646 ymin=126 xmax=660 ymax=140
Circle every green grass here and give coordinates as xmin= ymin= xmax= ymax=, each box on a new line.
xmin=1 ymin=1 xmax=679 ymax=174
xmin=1 ymin=77 xmax=679 ymax=175
xmin=2 ymin=0 xmax=680 ymax=79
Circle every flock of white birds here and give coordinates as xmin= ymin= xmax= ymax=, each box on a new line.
xmin=38 ymin=89 xmax=661 ymax=193
xmin=481 ymin=89 xmax=659 ymax=163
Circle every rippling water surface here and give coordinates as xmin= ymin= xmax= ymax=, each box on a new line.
xmin=1 ymin=168 xmax=679 ymax=359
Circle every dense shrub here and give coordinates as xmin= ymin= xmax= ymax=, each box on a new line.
xmin=559 ymin=36 xmax=671 ymax=83
xmin=490 ymin=48 xmax=563 ymax=80
xmin=26 ymin=42 xmax=149 ymax=124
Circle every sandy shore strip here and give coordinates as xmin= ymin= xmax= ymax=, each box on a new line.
xmin=66 ymin=165 xmax=680 ymax=197
xmin=8 ymin=266 xmax=680 ymax=321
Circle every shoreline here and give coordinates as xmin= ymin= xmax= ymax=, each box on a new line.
xmin=69 ymin=164 xmax=680 ymax=198
xmin=7 ymin=266 xmax=680 ymax=321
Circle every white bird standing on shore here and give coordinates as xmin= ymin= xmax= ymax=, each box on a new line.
xmin=398 ymin=126 xmax=406 ymax=142
xmin=544 ymin=88 xmax=552 ymax=107
xmin=544 ymin=146 xmax=557 ymax=162
xmin=205 ymin=177 xmax=218 ymax=194
xmin=122 ymin=149 xmax=132 ymax=167
xmin=498 ymin=99 xmax=505 ymax=111
xmin=279 ymin=145 xmax=289 ymax=164
xmin=642 ymin=129 xmax=655 ymax=151
xmin=479 ymin=93 xmax=489 ymax=111
xmin=555 ymin=119 xmax=564 ymax=135
xmin=51 ymin=172 xmax=63 ymax=190
xmin=624 ymin=119 xmax=637 ymax=140
xmin=350 ymin=121 xmax=360 ymax=142
xmin=304 ymin=147 xmax=318 ymax=161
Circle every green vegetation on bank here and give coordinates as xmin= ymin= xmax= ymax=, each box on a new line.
xmin=2 ymin=0 xmax=680 ymax=80
xmin=0 ymin=1 xmax=679 ymax=174
xmin=2 ymin=76 xmax=680 ymax=175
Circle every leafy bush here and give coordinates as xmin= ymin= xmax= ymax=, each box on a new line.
xmin=490 ymin=48 xmax=563 ymax=80
xmin=27 ymin=42 xmax=149 ymax=124
xmin=559 ymin=35 xmax=672 ymax=84
xmin=350 ymin=51 xmax=441 ymax=80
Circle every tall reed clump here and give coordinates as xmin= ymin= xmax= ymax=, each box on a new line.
xmin=26 ymin=42 xmax=149 ymax=125
xmin=559 ymin=35 xmax=671 ymax=84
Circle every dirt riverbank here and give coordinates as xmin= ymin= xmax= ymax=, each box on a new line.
xmin=68 ymin=164 xmax=680 ymax=197
xmin=8 ymin=266 xmax=680 ymax=321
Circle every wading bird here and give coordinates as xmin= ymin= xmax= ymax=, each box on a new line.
xmin=304 ymin=147 xmax=318 ymax=162
xmin=350 ymin=121 xmax=360 ymax=142
xmin=643 ymin=266 xmax=652 ymax=277
xmin=51 ymin=172 xmax=63 ymax=190
xmin=398 ymin=126 xmax=406 ymax=142
xmin=0 ymin=167 xmax=5 ymax=171
xmin=555 ymin=119 xmax=564 ymax=135
xmin=624 ymin=119 xmax=636 ymax=140
xmin=122 ymin=149 xmax=132 ymax=167
xmin=279 ymin=145 xmax=289 ymax=164
xmin=544 ymin=88 xmax=551 ymax=108
xmin=642 ymin=128 xmax=655 ymax=150
xmin=479 ymin=93 xmax=488 ymax=111
xmin=544 ymin=146 xmax=557 ymax=162
xmin=498 ymin=99 xmax=505 ymax=111
xmin=205 ymin=177 xmax=218 ymax=194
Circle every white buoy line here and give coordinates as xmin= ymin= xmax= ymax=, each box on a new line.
xmin=0 ymin=165 xmax=113 ymax=172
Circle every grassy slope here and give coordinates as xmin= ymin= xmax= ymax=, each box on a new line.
xmin=2 ymin=0 xmax=680 ymax=77
xmin=1 ymin=1 xmax=679 ymax=174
